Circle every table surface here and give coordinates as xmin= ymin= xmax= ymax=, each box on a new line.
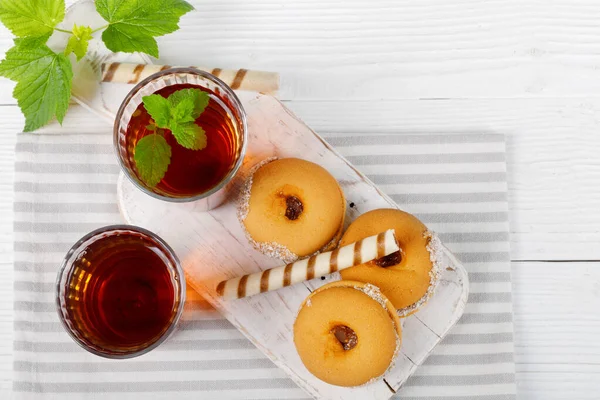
xmin=1 ymin=1 xmax=599 ymax=398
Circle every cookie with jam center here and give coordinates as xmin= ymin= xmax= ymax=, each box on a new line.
xmin=293 ymin=280 xmax=402 ymax=387
xmin=238 ymin=158 xmax=346 ymax=263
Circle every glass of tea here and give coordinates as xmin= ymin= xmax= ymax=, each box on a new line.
xmin=56 ymin=225 xmax=185 ymax=358
xmin=114 ymin=67 xmax=247 ymax=207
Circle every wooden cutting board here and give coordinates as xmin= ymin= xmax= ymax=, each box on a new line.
xmin=117 ymin=93 xmax=469 ymax=400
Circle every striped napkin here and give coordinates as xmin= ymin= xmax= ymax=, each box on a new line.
xmin=13 ymin=131 xmax=516 ymax=399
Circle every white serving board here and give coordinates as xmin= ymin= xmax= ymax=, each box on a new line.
xmin=117 ymin=94 xmax=469 ymax=400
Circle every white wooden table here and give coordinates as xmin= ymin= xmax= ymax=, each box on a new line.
xmin=1 ymin=1 xmax=599 ymax=398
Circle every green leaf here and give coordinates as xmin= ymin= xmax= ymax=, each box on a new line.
xmin=171 ymin=97 xmax=197 ymax=123
xmin=64 ymin=24 xmax=93 ymax=61
xmin=96 ymin=0 xmax=194 ymax=58
xmin=168 ymin=88 xmax=209 ymax=121
xmin=133 ymin=133 xmax=172 ymax=187
xmin=142 ymin=94 xmax=170 ymax=128
xmin=0 ymin=0 xmax=65 ymax=37
xmin=172 ymin=122 xmax=207 ymax=150
xmin=0 ymin=37 xmax=72 ymax=132
xmin=15 ymin=34 xmax=52 ymax=48
xmin=141 ymin=88 xmax=209 ymax=151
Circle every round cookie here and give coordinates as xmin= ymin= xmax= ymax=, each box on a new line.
xmin=293 ymin=281 xmax=401 ymax=387
xmin=339 ymin=208 xmax=441 ymax=317
xmin=238 ymin=158 xmax=346 ymax=263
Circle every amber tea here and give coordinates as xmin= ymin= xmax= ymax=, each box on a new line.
xmin=126 ymin=84 xmax=240 ymax=197
xmin=56 ymin=226 xmax=185 ymax=358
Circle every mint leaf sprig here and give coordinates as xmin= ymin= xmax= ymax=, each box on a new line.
xmin=0 ymin=0 xmax=194 ymax=132
xmin=135 ymin=88 xmax=210 ymax=187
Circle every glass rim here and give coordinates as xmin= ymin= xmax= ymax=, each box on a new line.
xmin=55 ymin=224 xmax=186 ymax=359
xmin=113 ymin=67 xmax=248 ymax=203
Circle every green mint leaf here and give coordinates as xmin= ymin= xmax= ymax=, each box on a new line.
xmin=142 ymin=94 xmax=170 ymax=128
xmin=168 ymin=88 xmax=210 ymax=122
xmin=0 ymin=0 xmax=65 ymax=37
xmin=171 ymin=97 xmax=197 ymax=123
xmin=64 ymin=24 xmax=93 ymax=61
xmin=96 ymin=0 xmax=194 ymax=58
xmin=0 ymin=37 xmax=72 ymax=132
xmin=142 ymin=88 xmax=210 ymax=150
xmin=171 ymin=122 xmax=207 ymax=150
xmin=134 ymin=133 xmax=172 ymax=187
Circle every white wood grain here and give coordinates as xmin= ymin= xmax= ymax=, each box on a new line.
xmin=1 ymin=0 xmax=600 ymax=396
xmin=512 ymin=261 xmax=600 ymax=399
xmin=118 ymin=94 xmax=469 ymax=399
xmin=4 ymin=0 xmax=600 ymax=105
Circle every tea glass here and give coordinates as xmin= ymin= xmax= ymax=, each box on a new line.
xmin=56 ymin=225 xmax=185 ymax=358
xmin=113 ymin=67 xmax=248 ymax=207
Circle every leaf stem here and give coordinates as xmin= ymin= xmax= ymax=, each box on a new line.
xmin=54 ymin=24 xmax=108 ymax=35
xmin=91 ymin=25 xmax=109 ymax=34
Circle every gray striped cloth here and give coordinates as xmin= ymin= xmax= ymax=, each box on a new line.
xmin=13 ymin=132 xmax=516 ymax=399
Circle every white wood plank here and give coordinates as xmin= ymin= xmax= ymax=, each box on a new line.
xmin=153 ymin=0 xmax=600 ymax=100
xmin=512 ymin=261 xmax=600 ymax=400
xmin=4 ymin=0 xmax=600 ymax=105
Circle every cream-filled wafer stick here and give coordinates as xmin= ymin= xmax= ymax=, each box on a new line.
xmin=216 ymin=229 xmax=399 ymax=300
xmin=101 ymin=63 xmax=280 ymax=94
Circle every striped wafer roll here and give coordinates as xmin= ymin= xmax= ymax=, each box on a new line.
xmin=101 ymin=63 xmax=280 ymax=94
xmin=216 ymin=229 xmax=399 ymax=300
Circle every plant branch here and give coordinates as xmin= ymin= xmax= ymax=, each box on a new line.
xmin=91 ymin=25 xmax=109 ymax=34
xmin=54 ymin=24 xmax=108 ymax=35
